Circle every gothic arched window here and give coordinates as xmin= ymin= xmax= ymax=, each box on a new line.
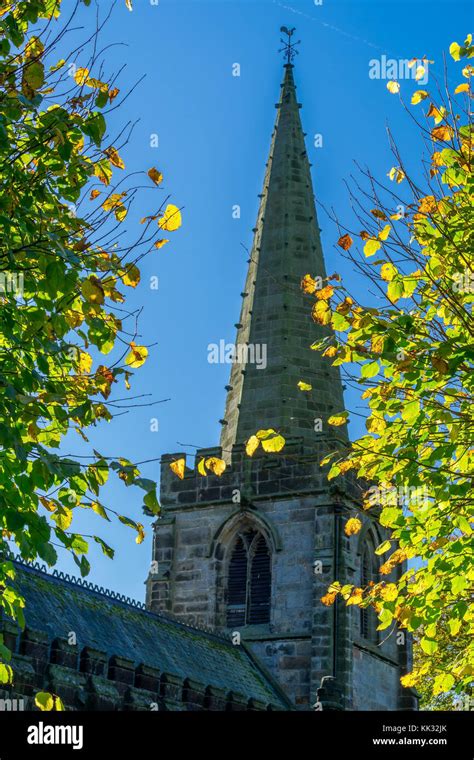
xmin=226 ymin=530 xmax=271 ymax=627
xmin=360 ymin=538 xmax=378 ymax=642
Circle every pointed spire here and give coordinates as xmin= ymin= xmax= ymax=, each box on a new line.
xmin=220 ymin=51 xmax=347 ymax=456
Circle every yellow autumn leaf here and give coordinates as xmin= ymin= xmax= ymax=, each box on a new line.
xmin=158 ymin=204 xmax=182 ymax=232
xmin=261 ymin=433 xmax=285 ymax=453
xmin=136 ymin=523 xmax=145 ymax=545
xmin=375 ymin=540 xmax=392 ymax=556
xmin=298 ymin=381 xmax=312 ymax=391
xmin=24 ymin=36 xmax=44 ymax=60
xmin=205 ymin=457 xmax=227 ymax=476
xmin=454 ymin=83 xmax=469 ymax=94
xmin=81 ymin=277 xmax=104 ymax=305
xmin=312 ymin=300 xmax=331 ymax=325
xmin=170 ymin=458 xmax=185 ymax=480
xmin=52 ymin=506 xmax=73 ymax=531
xmin=344 ymin=517 xmax=362 ymax=536
xmin=378 ymin=224 xmax=391 ymax=241
xmin=427 ymin=103 xmax=446 ymax=124
xmin=388 ymin=166 xmax=405 ymax=183
xmin=148 ymin=167 xmax=163 ymax=185
xmin=328 ymin=412 xmax=348 ymax=427
xmin=380 ymin=262 xmax=397 ymax=281
xmin=315 ymin=284 xmax=334 ymax=301
xmin=245 ymin=435 xmax=260 ymax=457
xmin=387 ymin=80 xmax=400 ymax=94
xmin=321 ymin=592 xmax=337 ymax=606
xmin=431 ymin=125 xmax=454 ymax=142
xmin=125 ymin=0 xmax=133 ymax=9
xmin=449 ymin=41 xmax=461 ymax=61
xmin=364 ymin=238 xmax=381 ymax=257
xmin=105 ymin=147 xmax=125 ymax=169
xmin=418 ymin=195 xmax=437 ymax=214
xmin=336 ymin=297 xmax=353 ymax=316
xmin=121 ymin=264 xmax=140 ymax=288
xmin=411 ymin=90 xmax=429 ymax=104
xmin=94 ymin=160 xmax=112 ymax=186
xmin=74 ymin=67 xmax=89 ymax=85
xmin=400 ymin=673 xmax=418 ymax=688
xmin=339 ymin=460 xmax=355 ymax=474
xmin=323 ymin=345 xmax=338 ymax=358
xmin=371 ymin=334 xmax=385 ymax=353
xmin=115 ymin=205 xmax=127 ymax=223
xmin=78 ymin=351 xmax=92 ymax=374
xmin=256 ymin=428 xmax=276 ymax=440
xmin=380 ymin=583 xmax=398 ymax=602
xmin=39 ymin=496 xmax=56 ymax=512
xmin=86 ymin=77 xmax=108 ymax=92
xmin=301 ymin=273 xmax=318 ymax=293
xmin=90 ymin=189 xmax=101 ymax=200
xmin=102 ymin=192 xmax=127 ymax=211
xmin=154 ymin=239 xmax=170 ymax=249
xmin=197 ymin=458 xmax=207 ymax=476
xmin=346 ymin=588 xmax=364 ymax=606
xmin=414 ymin=65 xmax=425 ymax=81
xmin=125 ymin=342 xmax=148 ymax=369
xmin=366 ymin=415 xmax=386 ymax=435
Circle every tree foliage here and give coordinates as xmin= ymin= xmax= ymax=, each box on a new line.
xmin=307 ymin=37 xmax=473 ymax=701
xmin=0 ymin=0 xmax=180 ymax=696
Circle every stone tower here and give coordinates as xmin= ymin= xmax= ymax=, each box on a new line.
xmin=146 ymin=47 xmax=417 ymax=712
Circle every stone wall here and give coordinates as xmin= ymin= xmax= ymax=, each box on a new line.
xmin=352 ymin=645 xmax=401 ymax=711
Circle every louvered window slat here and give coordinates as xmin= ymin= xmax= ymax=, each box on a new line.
xmin=360 ymin=542 xmax=378 ymax=641
xmin=360 ymin=550 xmax=370 ymax=639
xmin=226 ymin=538 xmax=247 ymax=627
xmin=248 ymin=536 xmax=271 ymax=624
xmin=226 ymin=531 xmax=271 ymax=627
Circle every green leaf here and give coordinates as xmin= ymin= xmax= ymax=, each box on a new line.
xmin=94 ymin=536 xmax=115 ymax=559
xmin=361 ymin=361 xmax=379 ymax=379
xmin=377 ymin=607 xmax=393 ymax=631
xmin=375 ymin=540 xmax=391 ymax=556
xmin=51 ymin=507 xmax=73 ymax=531
xmin=0 ymin=663 xmax=13 ymax=685
xmin=451 ymin=576 xmax=468 ymax=594
xmin=82 ymin=112 xmax=106 ymax=146
xmin=91 ymin=502 xmax=110 ymax=521
xmin=420 ymin=638 xmax=438 ymax=655
xmin=35 ymin=692 xmax=54 ymax=711
xmin=433 ymin=673 xmax=455 ymax=695
xmin=401 ymin=400 xmax=420 ymax=425
xmin=143 ymin=489 xmax=160 ymax=515
xmin=387 ymin=279 xmax=404 ymax=302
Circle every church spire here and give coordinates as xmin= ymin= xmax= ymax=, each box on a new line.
xmin=220 ymin=35 xmax=347 ymax=455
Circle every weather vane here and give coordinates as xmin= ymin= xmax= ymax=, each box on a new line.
xmin=279 ymin=26 xmax=300 ymax=64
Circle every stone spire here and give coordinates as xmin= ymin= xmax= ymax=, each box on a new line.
xmin=220 ymin=60 xmax=347 ymax=455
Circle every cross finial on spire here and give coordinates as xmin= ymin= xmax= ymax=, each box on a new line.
xmin=279 ymin=26 xmax=300 ymax=65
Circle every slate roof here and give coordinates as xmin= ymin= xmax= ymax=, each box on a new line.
xmin=10 ymin=561 xmax=290 ymax=709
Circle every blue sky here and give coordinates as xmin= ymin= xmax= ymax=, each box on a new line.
xmin=42 ymin=0 xmax=469 ymax=599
